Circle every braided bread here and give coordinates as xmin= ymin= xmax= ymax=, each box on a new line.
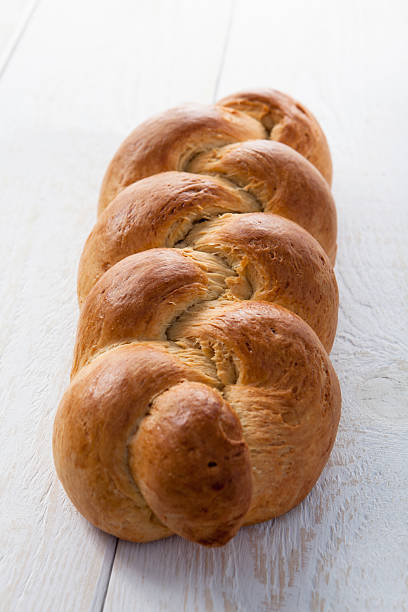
xmin=53 ymin=89 xmax=341 ymax=547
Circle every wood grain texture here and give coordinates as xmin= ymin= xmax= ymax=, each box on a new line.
xmin=1 ymin=0 xmax=407 ymax=610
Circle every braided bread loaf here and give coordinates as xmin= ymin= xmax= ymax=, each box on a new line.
xmin=53 ymin=89 xmax=341 ymax=547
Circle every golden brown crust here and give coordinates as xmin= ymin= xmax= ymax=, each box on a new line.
xmin=182 ymin=213 xmax=338 ymax=352
xmin=53 ymin=88 xmax=341 ymax=547
xmin=72 ymin=248 xmax=231 ymax=375
xmin=218 ymin=89 xmax=333 ymax=185
xmin=99 ymin=89 xmax=332 ymax=213
xmin=54 ymin=344 xmax=208 ymax=542
xmin=166 ymin=301 xmax=341 ymax=523
xmin=78 ymin=172 xmax=256 ymax=303
xmin=80 ymin=143 xmax=336 ymax=304
xmin=188 ymin=140 xmax=336 ymax=262
xmin=98 ymin=104 xmax=265 ymax=213
xmin=131 ymin=381 xmax=252 ymax=546
xmin=54 ymin=303 xmax=340 ymax=543
xmin=74 ymin=218 xmax=337 ymax=375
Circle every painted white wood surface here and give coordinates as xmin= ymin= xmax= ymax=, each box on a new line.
xmin=1 ymin=0 xmax=407 ymax=610
xmin=0 ymin=0 xmax=36 ymax=74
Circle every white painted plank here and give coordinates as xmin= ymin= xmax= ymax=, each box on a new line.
xmin=0 ymin=0 xmax=120 ymax=608
xmin=105 ymin=0 xmax=408 ymax=610
xmin=0 ymin=0 xmax=35 ymax=74
xmin=0 ymin=0 xmax=235 ymax=610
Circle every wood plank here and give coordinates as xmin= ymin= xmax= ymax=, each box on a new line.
xmin=0 ymin=0 xmax=121 ymax=607
xmin=0 ymin=0 xmax=235 ymax=609
xmin=104 ymin=0 xmax=408 ymax=610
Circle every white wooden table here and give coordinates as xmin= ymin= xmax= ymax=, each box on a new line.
xmin=1 ymin=1 xmax=407 ymax=610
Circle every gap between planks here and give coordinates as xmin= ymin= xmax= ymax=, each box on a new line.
xmin=0 ymin=0 xmax=41 ymax=81
xmin=213 ymin=0 xmax=236 ymax=103
xmin=90 ymin=538 xmax=118 ymax=612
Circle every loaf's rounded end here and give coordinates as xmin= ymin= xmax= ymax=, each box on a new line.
xmin=129 ymin=381 xmax=253 ymax=546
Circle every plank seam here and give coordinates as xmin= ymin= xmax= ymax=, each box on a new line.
xmin=213 ymin=0 xmax=236 ymax=102
xmin=0 ymin=0 xmax=41 ymax=82
xmin=90 ymin=537 xmax=118 ymax=612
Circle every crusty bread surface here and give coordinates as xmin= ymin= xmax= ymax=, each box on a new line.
xmin=53 ymin=89 xmax=341 ymax=546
